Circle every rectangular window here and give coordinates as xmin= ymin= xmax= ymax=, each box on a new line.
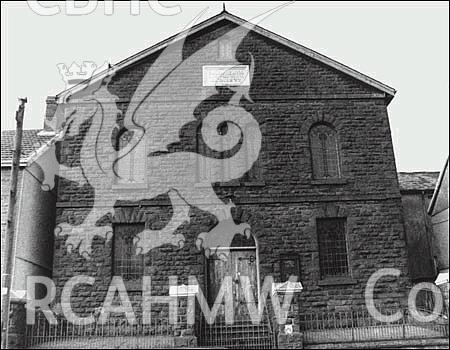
xmin=317 ymin=218 xmax=349 ymax=278
xmin=113 ymin=223 xmax=145 ymax=281
xmin=196 ymin=127 xmax=211 ymax=183
xmin=280 ymin=255 xmax=301 ymax=282
xmin=243 ymin=124 xmax=263 ymax=183
xmin=218 ymin=39 xmax=233 ymax=60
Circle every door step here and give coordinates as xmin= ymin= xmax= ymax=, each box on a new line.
xmin=198 ymin=321 xmax=276 ymax=349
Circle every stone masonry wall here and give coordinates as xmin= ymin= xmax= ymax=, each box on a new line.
xmin=49 ymin=18 xmax=409 ymax=330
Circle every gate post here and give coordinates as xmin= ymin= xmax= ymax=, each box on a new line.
xmin=277 ymin=323 xmax=304 ymax=349
xmin=6 ymin=299 xmax=27 ymax=349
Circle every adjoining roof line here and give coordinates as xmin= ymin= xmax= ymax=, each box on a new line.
xmin=1 ymin=129 xmax=54 ymax=167
xmin=397 ymin=171 xmax=441 ymax=193
xmin=428 ymin=157 xmax=449 ymax=214
xmin=56 ymin=10 xmax=396 ymax=101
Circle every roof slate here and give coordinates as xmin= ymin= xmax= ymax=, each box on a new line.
xmin=397 ymin=172 xmax=440 ymax=192
xmin=1 ymin=129 xmax=53 ymax=165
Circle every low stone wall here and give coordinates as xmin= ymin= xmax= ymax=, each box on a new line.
xmin=278 ymin=332 xmax=304 ymax=349
xmin=6 ymin=300 xmax=197 ymax=349
xmin=304 ymin=338 xmax=449 ymax=349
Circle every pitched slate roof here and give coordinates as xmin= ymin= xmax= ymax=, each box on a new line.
xmin=397 ymin=172 xmax=440 ymax=192
xmin=1 ymin=129 xmax=53 ymax=166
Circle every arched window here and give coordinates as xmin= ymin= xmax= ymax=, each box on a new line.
xmin=309 ymin=123 xmax=341 ymax=179
xmin=196 ymin=122 xmax=232 ymax=183
xmin=113 ymin=223 xmax=145 ymax=282
xmin=116 ymin=129 xmax=146 ymax=185
xmin=196 ymin=122 xmax=262 ymax=184
xmin=243 ymin=123 xmax=262 ymax=182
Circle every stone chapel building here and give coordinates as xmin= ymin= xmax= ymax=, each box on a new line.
xmin=5 ymin=9 xmax=445 ymax=349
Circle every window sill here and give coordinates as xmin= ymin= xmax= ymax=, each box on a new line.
xmin=243 ymin=181 xmax=266 ymax=187
xmin=195 ymin=181 xmax=241 ymax=188
xmin=195 ymin=181 xmax=266 ymax=188
xmin=115 ymin=279 xmax=142 ymax=292
xmin=218 ymin=181 xmax=266 ymax=187
xmin=112 ymin=183 xmax=148 ymax=190
xmin=215 ymin=58 xmax=237 ymax=63
xmin=318 ymin=277 xmax=357 ymax=286
xmin=194 ymin=182 xmax=212 ymax=188
xmin=311 ymin=178 xmax=348 ymax=185
xmin=218 ymin=180 xmax=241 ymax=187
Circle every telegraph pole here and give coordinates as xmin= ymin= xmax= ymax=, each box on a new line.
xmin=1 ymin=98 xmax=27 ymax=349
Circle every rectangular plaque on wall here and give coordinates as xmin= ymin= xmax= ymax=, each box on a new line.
xmin=202 ymin=65 xmax=250 ymax=86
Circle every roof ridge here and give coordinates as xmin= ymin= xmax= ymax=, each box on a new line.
xmin=55 ymin=9 xmax=396 ymax=101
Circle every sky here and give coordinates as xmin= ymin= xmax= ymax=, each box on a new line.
xmin=1 ymin=1 xmax=449 ymax=171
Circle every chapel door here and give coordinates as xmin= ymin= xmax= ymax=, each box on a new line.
xmin=208 ymin=248 xmax=258 ymax=318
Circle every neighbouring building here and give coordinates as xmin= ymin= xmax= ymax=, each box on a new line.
xmin=1 ymin=130 xmax=56 ymax=347
xmin=397 ymin=171 xmax=441 ymax=309
xmin=396 ymin=167 xmax=450 ymax=310
xmin=1 ymin=130 xmax=55 ymax=296
xmin=428 ymin=158 xmax=449 ymax=307
xmin=398 ymin=171 xmax=440 ymax=283
xmin=3 ymin=9 xmax=448 ymax=349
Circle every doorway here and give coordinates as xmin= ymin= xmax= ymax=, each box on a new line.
xmin=207 ymin=234 xmax=260 ymax=317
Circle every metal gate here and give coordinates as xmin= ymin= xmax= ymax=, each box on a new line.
xmin=197 ymin=311 xmax=277 ymax=349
